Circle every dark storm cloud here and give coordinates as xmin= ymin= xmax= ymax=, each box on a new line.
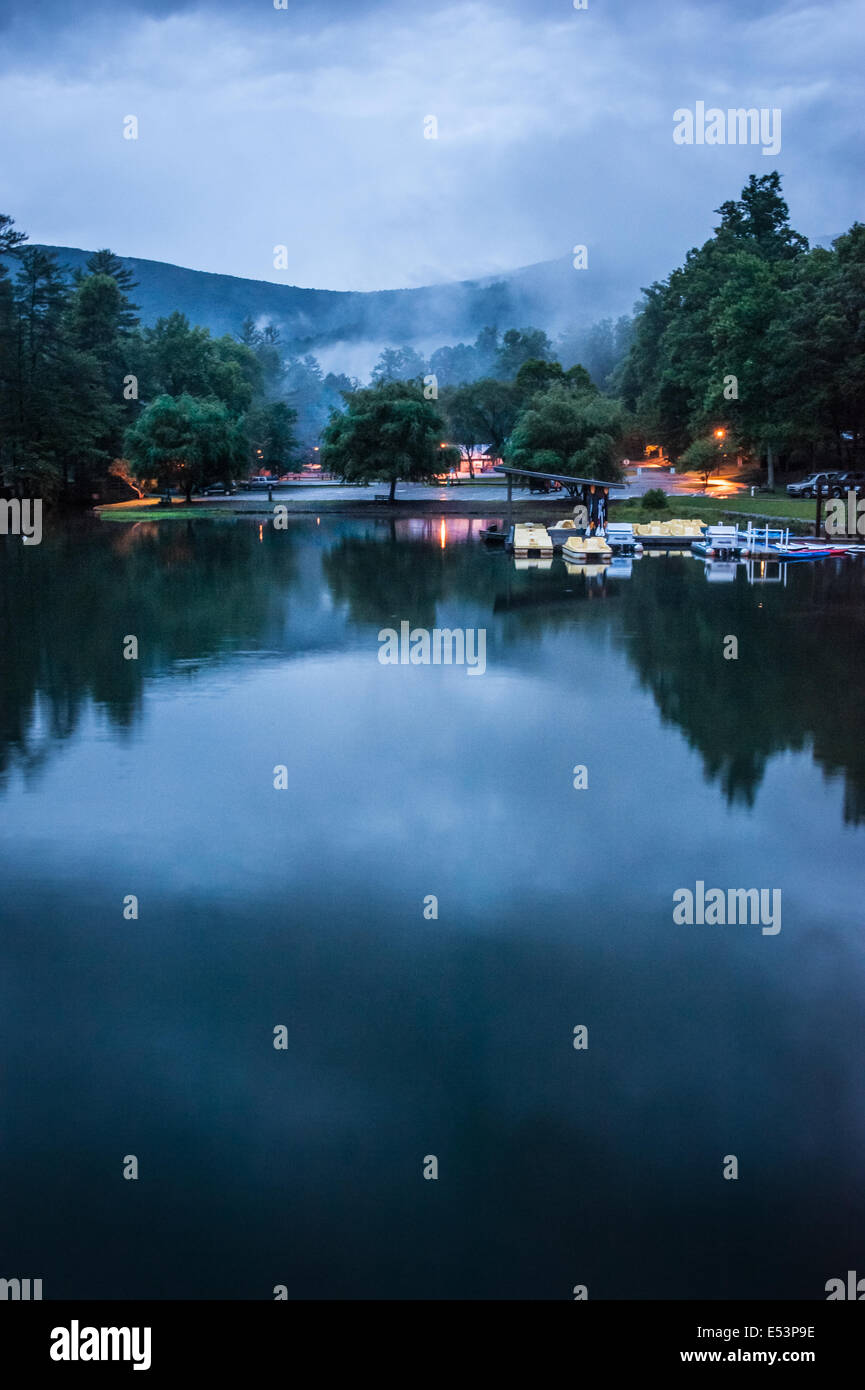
xmin=0 ymin=0 xmax=861 ymax=293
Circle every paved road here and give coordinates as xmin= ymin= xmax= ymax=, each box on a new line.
xmin=221 ymin=471 xmax=749 ymax=503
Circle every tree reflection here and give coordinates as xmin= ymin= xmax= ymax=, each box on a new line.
xmin=616 ymin=554 xmax=865 ymax=820
xmin=3 ymin=521 xmax=865 ymax=823
xmin=0 ymin=519 xmax=296 ymax=780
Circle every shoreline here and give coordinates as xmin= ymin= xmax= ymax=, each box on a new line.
xmin=93 ymin=495 xmax=821 ymax=532
xmin=94 ymin=496 xmax=573 ymax=520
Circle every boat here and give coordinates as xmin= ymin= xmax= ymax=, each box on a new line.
xmin=512 ymin=522 xmax=554 ymax=558
xmin=562 ymin=534 xmax=612 ymax=563
xmin=739 ymin=522 xmax=854 ymax=560
xmin=773 ymin=543 xmax=851 ymax=561
xmin=691 ymin=524 xmax=741 ymax=558
xmin=479 ymin=523 xmax=507 ymax=545
xmin=547 ymin=517 xmax=581 ymax=547
xmin=605 ymin=522 xmax=641 ymax=552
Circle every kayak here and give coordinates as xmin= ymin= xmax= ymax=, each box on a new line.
xmin=774 ymin=544 xmax=849 ymax=560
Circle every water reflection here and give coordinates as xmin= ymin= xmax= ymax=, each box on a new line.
xmin=2 ymin=515 xmax=865 ymax=1299
xmin=3 ymin=518 xmax=865 ymax=822
xmin=1 ymin=518 xmax=297 ymax=779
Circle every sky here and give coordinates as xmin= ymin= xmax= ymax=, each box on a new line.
xmin=0 ymin=0 xmax=862 ymax=294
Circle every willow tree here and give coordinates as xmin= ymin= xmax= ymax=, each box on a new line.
xmin=321 ymin=379 xmax=455 ymax=502
xmin=124 ymin=393 xmax=245 ymax=502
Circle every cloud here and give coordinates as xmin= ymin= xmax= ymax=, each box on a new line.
xmin=0 ymin=0 xmax=861 ymax=292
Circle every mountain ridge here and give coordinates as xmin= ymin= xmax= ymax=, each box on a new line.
xmin=6 ymin=243 xmax=633 ymax=351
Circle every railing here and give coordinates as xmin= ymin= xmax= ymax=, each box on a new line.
xmin=742 ymin=522 xmax=790 ymax=550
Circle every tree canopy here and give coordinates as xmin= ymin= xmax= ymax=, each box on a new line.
xmin=505 ymin=382 xmax=625 ymax=481
xmin=619 ymin=172 xmax=864 ymax=477
xmin=2 ymin=171 xmax=863 ymax=505
xmin=320 ymin=379 xmax=454 ymax=501
xmin=124 ymin=393 xmax=246 ymax=502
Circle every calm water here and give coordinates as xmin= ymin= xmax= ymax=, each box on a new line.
xmin=2 ymin=515 xmax=864 ymax=1300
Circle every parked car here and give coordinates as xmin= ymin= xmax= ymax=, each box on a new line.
xmin=832 ymin=471 xmax=865 ymax=496
xmin=203 ymin=481 xmax=236 ymax=495
xmin=786 ymin=472 xmax=843 ymax=498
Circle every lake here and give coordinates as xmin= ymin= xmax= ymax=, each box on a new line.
xmin=2 ymin=514 xmax=864 ymax=1299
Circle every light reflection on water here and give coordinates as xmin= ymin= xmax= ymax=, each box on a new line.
xmin=1 ymin=516 xmax=864 ymax=1299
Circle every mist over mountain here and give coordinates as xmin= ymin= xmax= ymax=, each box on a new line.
xmin=15 ymin=245 xmax=634 ymax=364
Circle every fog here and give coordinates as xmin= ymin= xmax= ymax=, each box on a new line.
xmin=0 ymin=0 xmax=860 ymax=300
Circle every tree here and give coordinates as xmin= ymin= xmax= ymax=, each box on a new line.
xmin=109 ymin=459 xmax=148 ymax=499
xmin=714 ymin=172 xmax=809 ymax=262
xmin=472 ymin=326 xmax=500 ymax=376
xmin=0 ymin=212 xmax=27 ymax=258
xmin=495 ymin=327 xmax=553 ymax=379
xmin=619 ymin=174 xmax=811 ymax=478
xmin=0 ymin=215 xmax=28 ymax=483
xmin=765 ymin=225 xmax=865 ymax=471
xmin=696 ymin=250 xmax=790 ymax=487
xmin=65 ymin=269 xmax=141 ymax=493
xmin=142 ymin=312 xmax=212 ymax=397
xmin=320 ymin=379 xmax=451 ymax=502
xmin=370 ymin=345 xmax=427 ymax=384
xmin=77 ymin=249 xmax=139 ymax=332
xmin=238 ymin=318 xmax=284 ymax=396
xmin=459 ymin=378 xmax=519 ymax=461
xmin=2 ymin=248 xmax=74 ymax=498
xmin=246 ymin=400 xmax=299 ymax=476
xmin=0 ymin=233 xmax=129 ymax=501
xmin=679 ymin=435 xmax=729 ymax=487
xmin=558 ymin=318 xmax=633 ymax=391
xmin=428 ymin=342 xmax=479 ymax=387
xmin=514 ymin=357 xmax=565 ymax=403
xmin=207 ymin=335 xmax=259 ymax=415
xmin=123 ymin=393 xmax=245 ymax=503
xmin=505 ymin=383 xmax=625 ymax=482
xmin=142 ymin=312 xmax=259 ymax=412
xmin=321 ymin=370 xmax=357 ymax=419
xmin=439 ymin=383 xmax=488 ymax=477
xmin=283 ymin=353 xmax=328 ymax=445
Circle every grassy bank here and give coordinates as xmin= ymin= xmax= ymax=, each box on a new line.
xmin=95 ymin=490 xmax=821 ymax=530
xmin=97 ymin=504 xmax=232 ymax=520
xmin=94 ymin=496 xmax=565 ymax=522
xmin=611 ymin=494 xmax=818 ymax=529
